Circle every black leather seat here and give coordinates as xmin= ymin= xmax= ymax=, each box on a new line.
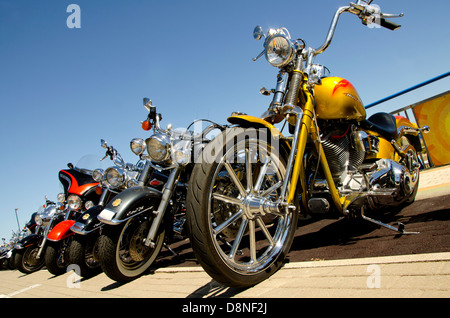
xmin=361 ymin=112 xmax=397 ymax=140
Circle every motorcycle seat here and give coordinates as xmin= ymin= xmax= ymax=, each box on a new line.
xmin=361 ymin=112 xmax=397 ymax=140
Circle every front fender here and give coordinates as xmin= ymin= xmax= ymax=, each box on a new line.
xmin=227 ymin=115 xmax=283 ymax=138
xmin=47 ymin=220 xmax=75 ymax=242
xmin=227 ymin=114 xmax=291 ymax=154
xmin=15 ymin=234 xmax=41 ymax=249
xmin=98 ymin=186 xmax=162 ymax=225
xmin=71 ymin=205 xmax=104 ymax=235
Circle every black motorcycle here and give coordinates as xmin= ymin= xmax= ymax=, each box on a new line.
xmin=68 ymin=139 xmax=166 ymax=278
xmin=96 ymin=98 xmax=224 ymax=282
xmin=14 ymin=200 xmax=58 ymax=274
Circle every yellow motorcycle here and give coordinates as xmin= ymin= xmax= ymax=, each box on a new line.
xmin=186 ymin=0 xmax=430 ymax=288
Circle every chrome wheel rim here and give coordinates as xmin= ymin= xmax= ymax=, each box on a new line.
xmin=207 ymin=138 xmax=294 ymax=275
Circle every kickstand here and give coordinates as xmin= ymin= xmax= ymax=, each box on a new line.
xmin=361 ymin=212 xmax=419 ymax=235
xmin=164 ymin=243 xmax=179 ymax=257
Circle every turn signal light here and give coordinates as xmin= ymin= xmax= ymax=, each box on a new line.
xmin=95 ymin=186 xmax=103 ymax=195
xmin=142 ymin=120 xmax=152 ymax=131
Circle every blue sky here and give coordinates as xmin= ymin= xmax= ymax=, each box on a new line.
xmin=0 ymin=0 xmax=449 ymax=241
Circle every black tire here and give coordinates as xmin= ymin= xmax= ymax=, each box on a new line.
xmin=8 ymin=251 xmax=16 ymax=270
xmin=14 ymin=246 xmax=45 ymax=274
xmin=45 ymin=240 xmax=70 ymax=276
xmin=97 ymin=214 xmax=165 ymax=283
xmin=68 ymin=233 xmax=102 ymax=278
xmin=187 ymin=127 xmax=298 ymax=288
xmin=0 ymin=258 xmax=8 ymax=270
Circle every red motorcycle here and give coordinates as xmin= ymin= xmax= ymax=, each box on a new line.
xmin=44 ymin=156 xmax=101 ymax=276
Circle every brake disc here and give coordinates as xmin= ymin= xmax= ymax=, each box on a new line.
xmin=213 ymin=182 xmax=242 ymax=238
xmin=129 ymin=220 xmax=152 ymax=262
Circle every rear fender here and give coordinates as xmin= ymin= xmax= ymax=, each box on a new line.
xmin=71 ymin=205 xmax=104 ymax=235
xmin=395 ymin=115 xmax=423 ymax=152
xmin=97 ymin=186 xmax=162 ymax=225
xmin=47 ymin=220 xmax=75 ymax=242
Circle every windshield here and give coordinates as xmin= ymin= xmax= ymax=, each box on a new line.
xmin=74 ymin=154 xmax=110 ymax=174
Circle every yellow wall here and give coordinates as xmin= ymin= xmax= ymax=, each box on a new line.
xmin=413 ymin=92 xmax=450 ymax=166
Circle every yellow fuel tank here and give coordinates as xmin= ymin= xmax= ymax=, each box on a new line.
xmin=314 ymin=77 xmax=366 ymax=121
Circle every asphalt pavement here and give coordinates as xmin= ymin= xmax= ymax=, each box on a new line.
xmin=1 ymin=165 xmax=449 ymax=299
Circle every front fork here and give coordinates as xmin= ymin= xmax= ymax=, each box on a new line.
xmin=280 ymin=77 xmax=343 ymax=214
xmin=144 ymin=167 xmax=181 ymax=247
xmin=36 ymin=218 xmax=56 ymax=259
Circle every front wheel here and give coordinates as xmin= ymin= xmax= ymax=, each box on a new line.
xmin=45 ymin=239 xmax=71 ymax=276
xmin=14 ymin=245 xmax=45 ymax=274
xmin=97 ymin=214 xmax=165 ymax=283
xmin=68 ymin=233 xmax=102 ymax=278
xmin=187 ymin=127 xmax=298 ymax=288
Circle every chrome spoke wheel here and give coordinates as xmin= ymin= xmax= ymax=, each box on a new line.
xmin=207 ymin=137 xmax=294 ymax=274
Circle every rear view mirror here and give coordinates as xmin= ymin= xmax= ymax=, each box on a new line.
xmin=143 ymin=98 xmax=152 ymax=111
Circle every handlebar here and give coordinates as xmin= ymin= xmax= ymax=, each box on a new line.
xmin=142 ymin=98 xmax=226 ymax=139
xmin=100 ymin=139 xmax=125 ymax=167
xmin=315 ymin=1 xmax=403 ymax=55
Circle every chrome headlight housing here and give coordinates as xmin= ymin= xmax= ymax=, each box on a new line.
xmin=67 ymin=195 xmax=82 ymax=211
xmin=34 ymin=214 xmax=43 ymax=226
xmin=57 ymin=193 xmax=65 ymax=204
xmin=171 ymin=139 xmax=192 ymax=165
xmin=92 ymin=169 xmax=104 ymax=182
xmin=265 ymin=32 xmax=294 ymax=67
xmin=104 ymin=167 xmax=125 ymax=188
xmin=146 ymin=133 xmax=171 ymax=163
xmin=36 ymin=205 xmax=57 ymax=226
xmin=126 ymin=179 xmax=138 ymax=188
xmin=130 ymin=138 xmax=146 ymax=156
xmin=84 ymin=200 xmax=95 ymax=210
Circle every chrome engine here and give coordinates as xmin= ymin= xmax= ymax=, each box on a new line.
xmin=309 ymin=127 xmax=416 ymax=213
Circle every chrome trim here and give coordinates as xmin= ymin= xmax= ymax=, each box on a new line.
xmin=280 ymin=115 xmax=303 ymax=202
xmin=97 ymin=205 xmax=157 ymax=226
xmin=144 ymin=167 xmax=181 ymax=247
xmin=315 ymin=6 xmax=351 ymax=55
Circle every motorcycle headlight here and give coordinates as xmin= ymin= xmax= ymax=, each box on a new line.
xmin=146 ymin=134 xmax=171 ymax=163
xmin=85 ymin=201 xmax=95 ymax=210
xmin=67 ymin=195 xmax=82 ymax=211
xmin=92 ymin=169 xmax=104 ymax=182
xmin=171 ymin=139 xmax=191 ymax=165
xmin=57 ymin=193 xmax=65 ymax=204
xmin=130 ymin=138 xmax=146 ymax=156
xmin=265 ymin=34 xmax=294 ymax=67
xmin=126 ymin=179 xmax=138 ymax=188
xmin=104 ymin=167 xmax=124 ymax=188
xmin=34 ymin=214 xmax=43 ymax=226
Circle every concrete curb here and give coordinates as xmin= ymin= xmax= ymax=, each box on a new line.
xmin=154 ymin=252 xmax=450 ymax=273
xmin=282 ymin=252 xmax=450 ymax=269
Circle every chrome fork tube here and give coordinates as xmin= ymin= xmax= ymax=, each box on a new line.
xmin=36 ymin=234 xmax=47 ymax=259
xmin=97 ymin=188 xmax=110 ymax=207
xmin=273 ymin=71 xmax=288 ymax=106
xmin=138 ymin=160 xmax=152 ymax=186
xmin=36 ymin=216 xmax=56 ymax=259
xmin=144 ymin=167 xmax=180 ymax=247
xmin=280 ymin=115 xmax=302 ymax=202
